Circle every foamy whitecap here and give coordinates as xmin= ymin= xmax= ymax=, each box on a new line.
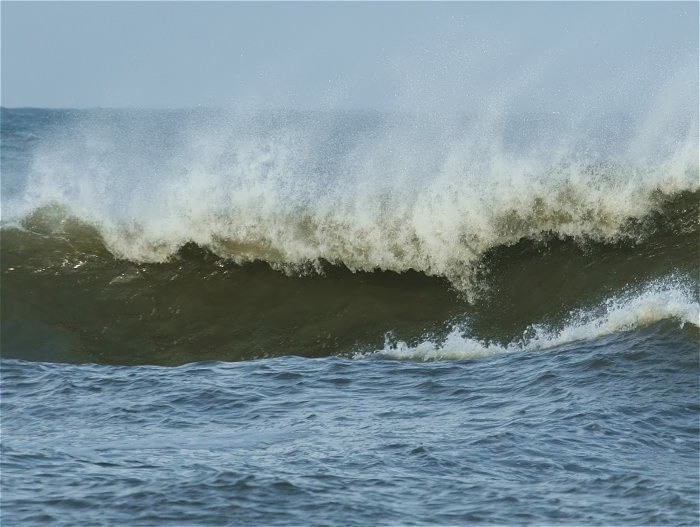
xmin=3 ymin=105 xmax=697 ymax=297
xmin=371 ymin=278 xmax=699 ymax=361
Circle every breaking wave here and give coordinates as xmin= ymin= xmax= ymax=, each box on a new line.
xmin=1 ymin=108 xmax=697 ymax=365
xmin=372 ymin=277 xmax=699 ymax=361
xmin=3 ymin=108 xmax=698 ymax=294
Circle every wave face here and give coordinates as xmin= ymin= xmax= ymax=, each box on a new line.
xmin=1 ymin=107 xmax=698 ymax=365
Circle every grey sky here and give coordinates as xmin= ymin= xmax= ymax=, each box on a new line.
xmin=1 ymin=1 xmax=697 ymax=110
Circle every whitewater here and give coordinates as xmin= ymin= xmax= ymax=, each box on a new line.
xmin=4 ymin=104 xmax=697 ymax=295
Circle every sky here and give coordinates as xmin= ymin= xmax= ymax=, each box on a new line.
xmin=1 ymin=1 xmax=697 ymax=111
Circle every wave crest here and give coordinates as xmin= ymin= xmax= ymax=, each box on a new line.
xmin=3 ymin=110 xmax=698 ymax=294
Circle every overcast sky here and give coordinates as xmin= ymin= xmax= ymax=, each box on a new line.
xmin=1 ymin=1 xmax=697 ymax=111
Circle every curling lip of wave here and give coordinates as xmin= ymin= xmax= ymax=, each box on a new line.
xmin=10 ymin=181 xmax=699 ymax=295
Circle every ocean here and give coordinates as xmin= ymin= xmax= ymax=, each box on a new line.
xmin=1 ymin=106 xmax=698 ymax=525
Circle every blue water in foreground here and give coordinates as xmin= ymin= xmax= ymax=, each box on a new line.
xmin=2 ymin=321 xmax=698 ymax=526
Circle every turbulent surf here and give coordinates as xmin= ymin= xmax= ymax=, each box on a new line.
xmin=1 ymin=107 xmax=697 ymax=365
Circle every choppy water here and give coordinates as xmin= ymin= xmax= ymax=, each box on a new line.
xmin=3 ymin=331 xmax=699 ymax=525
xmin=1 ymin=103 xmax=698 ymax=525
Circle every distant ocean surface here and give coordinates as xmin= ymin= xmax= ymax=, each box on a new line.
xmin=1 ymin=107 xmax=698 ymax=525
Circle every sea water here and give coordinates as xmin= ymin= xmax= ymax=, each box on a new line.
xmin=1 ymin=29 xmax=699 ymax=519
xmin=1 ymin=104 xmax=697 ymax=525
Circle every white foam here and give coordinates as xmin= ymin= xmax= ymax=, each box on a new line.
xmin=3 ymin=103 xmax=697 ymax=295
xmin=370 ymin=278 xmax=699 ymax=361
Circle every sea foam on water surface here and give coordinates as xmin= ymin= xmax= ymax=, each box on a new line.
xmin=371 ymin=277 xmax=699 ymax=361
